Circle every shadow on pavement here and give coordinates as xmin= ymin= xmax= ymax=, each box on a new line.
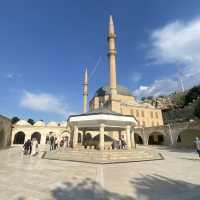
xmin=51 ymin=177 xmax=133 ymax=200
xmin=16 ymin=174 xmax=200 ymax=200
xmin=130 ymin=174 xmax=200 ymax=200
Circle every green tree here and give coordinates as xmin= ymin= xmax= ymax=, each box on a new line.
xmin=173 ymin=92 xmax=186 ymax=108
xmin=11 ymin=116 xmax=20 ymax=124
xmin=27 ymin=118 xmax=35 ymax=125
xmin=185 ymin=85 xmax=200 ymax=105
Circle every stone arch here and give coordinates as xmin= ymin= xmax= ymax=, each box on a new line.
xmin=134 ymin=133 xmax=143 ymax=144
xmin=84 ymin=133 xmax=92 ymax=142
xmin=82 ymin=132 xmax=92 ymax=148
xmin=92 ymin=134 xmax=114 ymax=150
xmin=60 ymin=131 xmax=71 ymax=147
xmin=176 ymin=129 xmax=200 ymax=147
xmin=92 ymin=134 xmax=114 ymax=142
xmin=13 ymin=131 xmax=25 ymax=144
xmin=148 ymin=132 xmax=166 ymax=145
xmin=31 ymin=132 xmax=41 ymax=144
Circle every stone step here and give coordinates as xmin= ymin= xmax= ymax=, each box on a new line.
xmin=43 ymin=149 xmax=163 ymax=164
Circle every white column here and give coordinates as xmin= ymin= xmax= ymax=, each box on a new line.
xmin=100 ymin=124 xmax=105 ymax=150
xmin=11 ymin=129 xmax=16 ymax=145
xmin=25 ymin=131 xmax=30 ymax=143
xmin=40 ymin=133 xmax=46 ymax=145
xmin=73 ymin=125 xmax=78 ymax=148
xmin=126 ymin=125 xmax=131 ymax=150
xmin=131 ymin=128 xmax=136 ymax=149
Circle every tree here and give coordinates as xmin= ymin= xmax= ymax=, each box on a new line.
xmin=185 ymin=85 xmax=200 ymax=105
xmin=140 ymin=97 xmax=145 ymax=101
xmin=147 ymin=96 xmax=153 ymax=100
xmin=27 ymin=118 xmax=35 ymax=125
xmin=11 ymin=116 xmax=20 ymax=124
xmin=194 ymin=98 xmax=200 ymax=119
xmin=173 ymin=92 xmax=186 ymax=108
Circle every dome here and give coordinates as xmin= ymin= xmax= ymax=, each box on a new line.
xmin=95 ymin=85 xmax=133 ymax=97
xmin=16 ymin=120 xmax=31 ymax=126
xmin=47 ymin=121 xmax=58 ymax=127
xmin=60 ymin=121 xmax=67 ymax=127
xmin=34 ymin=121 xmax=45 ymax=127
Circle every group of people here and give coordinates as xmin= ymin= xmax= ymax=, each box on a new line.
xmin=23 ymin=138 xmax=39 ymax=156
xmin=23 ymin=135 xmax=200 ymax=158
xmin=47 ymin=136 xmax=69 ymax=151
xmin=112 ymin=138 xmax=128 ymax=150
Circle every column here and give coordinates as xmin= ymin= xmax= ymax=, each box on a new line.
xmin=11 ymin=130 xmax=16 ymax=145
xmin=131 ymin=128 xmax=136 ymax=149
xmin=126 ymin=125 xmax=131 ymax=150
xmin=100 ymin=124 xmax=105 ymax=150
xmin=73 ymin=125 xmax=78 ymax=148
xmin=40 ymin=131 xmax=46 ymax=145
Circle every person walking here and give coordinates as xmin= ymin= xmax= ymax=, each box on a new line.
xmin=27 ymin=139 xmax=32 ymax=155
xmin=54 ymin=137 xmax=58 ymax=150
xmin=119 ymin=139 xmax=122 ymax=149
xmin=193 ymin=137 xmax=200 ymax=158
xmin=50 ymin=136 xmax=54 ymax=151
xmin=31 ymin=138 xmax=39 ymax=156
xmin=23 ymin=140 xmax=29 ymax=155
xmin=63 ymin=138 xmax=68 ymax=150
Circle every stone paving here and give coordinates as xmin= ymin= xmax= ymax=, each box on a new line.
xmin=0 ymin=146 xmax=200 ymax=200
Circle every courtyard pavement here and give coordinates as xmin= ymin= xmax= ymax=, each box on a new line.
xmin=0 ymin=146 xmax=200 ymax=200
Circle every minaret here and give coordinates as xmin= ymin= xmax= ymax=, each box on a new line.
xmin=83 ymin=67 xmax=88 ymax=113
xmin=108 ymin=15 xmax=117 ymax=95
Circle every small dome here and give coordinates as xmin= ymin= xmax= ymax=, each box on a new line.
xmin=16 ymin=120 xmax=31 ymax=126
xmin=95 ymin=85 xmax=133 ymax=97
xmin=34 ymin=121 xmax=45 ymax=127
xmin=60 ymin=121 xmax=67 ymax=127
xmin=47 ymin=121 xmax=58 ymax=127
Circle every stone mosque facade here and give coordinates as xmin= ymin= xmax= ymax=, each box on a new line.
xmin=10 ymin=16 xmax=167 ymax=148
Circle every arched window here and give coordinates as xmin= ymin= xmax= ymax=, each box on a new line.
xmin=31 ymin=132 xmax=41 ymax=144
xmin=134 ymin=134 xmax=143 ymax=144
xmin=148 ymin=132 xmax=164 ymax=145
xmin=13 ymin=132 xmax=25 ymax=144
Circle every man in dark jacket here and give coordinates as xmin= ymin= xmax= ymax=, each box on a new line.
xmin=23 ymin=139 xmax=32 ymax=155
xmin=50 ymin=136 xmax=54 ymax=151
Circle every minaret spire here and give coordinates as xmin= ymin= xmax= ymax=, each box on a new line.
xmin=83 ymin=67 xmax=88 ymax=113
xmin=108 ymin=15 xmax=117 ymax=95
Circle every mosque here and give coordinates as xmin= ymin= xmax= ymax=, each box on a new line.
xmin=88 ymin=16 xmax=163 ymax=128
xmin=10 ymin=15 xmax=177 ymax=152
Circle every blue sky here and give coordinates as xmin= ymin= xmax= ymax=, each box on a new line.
xmin=1 ymin=0 xmax=200 ymax=122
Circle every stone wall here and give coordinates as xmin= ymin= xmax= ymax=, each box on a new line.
xmin=0 ymin=115 xmax=12 ymax=148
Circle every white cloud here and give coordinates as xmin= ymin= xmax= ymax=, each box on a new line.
xmin=134 ymin=79 xmax=178 ymax=98
xmin=135 ymin=17 xmax=200 ymax=98
xmin=20 ymin=91 xmax=71 ymax=116
xmin=4 ymin=72 xmax=22 ymax=79
xmin=131 ymin=72 xmax=142 ymax=83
